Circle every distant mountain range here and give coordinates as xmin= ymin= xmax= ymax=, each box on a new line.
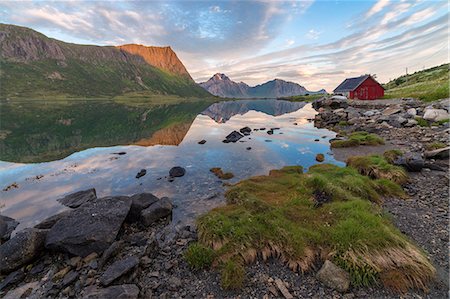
xmin=0 ymin=24 xmax=209 ymax=98
xmin=199 ymin=73 xmax=326 ymax=98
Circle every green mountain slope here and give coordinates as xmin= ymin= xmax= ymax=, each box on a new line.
xmin=383 ymin=63 xmax=449 ymax=102
xmin=0 ymin=24 xmax=210 ymax=98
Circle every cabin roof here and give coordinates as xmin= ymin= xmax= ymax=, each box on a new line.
xmin=333 ymin=75 xmax=371 ymax=92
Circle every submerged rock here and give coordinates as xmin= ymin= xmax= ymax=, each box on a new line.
xmin=57 ymin=188 xmax=97 ymax=208
xmin=0 ymin=215 xmax=19 ymax=242
xmin=99 ymin=256 xmax=139 ymax=286
xmin=198 ymin=140 xmax=207 ymax=144
xmin=0 ymin=228 xmax=47 ymax=274
xmin=316 ymin=260 xmax=350 ymax=292
xmin=239 ymin=126 xmax=252 ymax=135
xmin=169 ymin=166 xmax=186 ymax=177
xmin=45 ymin=197 xmax=131 ymax=257
xmin=140 ymin=197 xmax=173 ymax=226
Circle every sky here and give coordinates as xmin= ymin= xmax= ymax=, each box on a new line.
xmin=0 ymin=0 xmax=448 ymax=91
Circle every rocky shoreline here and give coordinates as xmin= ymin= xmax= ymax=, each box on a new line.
xmin=1 ymin=97 xmax=449 ymax=298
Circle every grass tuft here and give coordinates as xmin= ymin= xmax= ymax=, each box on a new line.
xmin=346 ymin=155 xmax=408 ymax=185
xmin=184 ymin=243 xmax=216 ymax=270
xmin=221 ymin=260 xmax=245 ymax=290
xmin=331 ymin=131 xmax=384 ymax=148
xmin=425 ymin=142 xmax=447 ymax=151
xmin=210 ymin=168 xmax=234 ymax=180
xmin=383 ymin=150 xmax=403 ymax=164
xmin=414 ymin=117 xmax=429 ymax=127
xmin=196 ymin=161 xmax=432 ymax=292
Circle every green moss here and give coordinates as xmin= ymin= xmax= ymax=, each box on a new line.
xmin=414 ymin=117 xmax=429 ymax=127
xmin=426 ymin=142 xmax=447 ymax=151
xmin=196 ymin=162 xmax=433 ymax=291
xmin=338 ymin=121 xmax=349 ymax=126
xmin=221 ymin=260 xmax=245 ymax=290
xmin=331 ymin=131 xmax=384 ymax=148
xmin=346 ymin=155 xmax=408 ymax=185
xmin=184 ymin=243 xmax=216 ymax=270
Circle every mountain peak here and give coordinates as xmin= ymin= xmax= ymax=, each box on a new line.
xmin=212 ymin=73 xmax=230 ymax=81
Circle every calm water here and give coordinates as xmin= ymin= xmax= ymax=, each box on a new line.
xmin=0 ymin=99 xmax=344 ymax=233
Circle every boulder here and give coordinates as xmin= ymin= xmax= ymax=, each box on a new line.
xmin=84 ymin=284 xmax=139 ymax=299
xmin=57 ymin=188 xmax=97 ymax=208
xmin=424 ymin=147 xmax=450 ymax=159
xmin=99 ymin=256 xmax=139 ymax=286
xmin=198 ymin=140 xmax=206 ymax=144
xmin=423 ymin=108 xmax=449 ymax=122
xmin=140 ymin=197 xmax=173 ymax=226
xmin=224 ymin=131 xmax=244 ymax=143
xmin=0 ymin=215 xmax=19 ymax=242
xmin=169 ymin=166 xmax=185 ymax=177
xmin=316 ymin=260 xmax=350 ymax=292
xmin=406 ymin=108 xmax=417 ymax=117
xmin=404 ymin=119 xmax=418 ymax=127
xmin=382 ymin=106 xmax=402 ymax=116
xmin=45 ymin=197 xmax=131 ymax=257
xmin=393 ymin=152 xmax=424 ymax=172
xmin=239 ymin=126 xmax=252 ymax=135
xmin=127 ymin=193 xmax=159 ymax=223
xmin=0 ymin=228 xmax=47 ymax=274
xmin=34 ymin=210 xmax=72 ymax=229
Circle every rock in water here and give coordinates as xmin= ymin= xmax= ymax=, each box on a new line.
xmin=169 ymin=166 xmax=185 ymax=177
xmin=127 ymin=193 xmax=159 ymax=223
xmin=45 ymin=197 xmax=131 ymax=257
xmin=57 ymin=188 xmax=97 ymax=208
xmin=135 ymin=169 xmax=146 ymax=179
xmin=140 ymin=197 xmax=173 ymax=226
xmin=198 ymin=140 xmax=206 ymax=144
xmin=84 ymin=284 xmax=139 ymax=299
xmin=224 ymin=131 xmax=244 ymax=143
xmin=99 ymin=256 xmax=139 ymax=286
xmin=316 ymin=260 xmax=350 ymax=292
xmin=0 ymin=215 xmax=19 ymax=242
xmin=239 ymin=127 xmax=252 ymax=135
xmin=0 ymin=228 xmax=47 ymax=274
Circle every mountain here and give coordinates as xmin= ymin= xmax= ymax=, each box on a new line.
xmin=199 ymin=73 xmax=313 ymax=98
xmin=201 ymin=99 xmax=307 ymax=123
xmin=0 ymin=23 xmax=209 ymax=98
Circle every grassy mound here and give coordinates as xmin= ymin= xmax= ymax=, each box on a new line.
xmin=195 ymin=164 xmax=434 ymax=292
xmin=347 ymin=155 xmax=408 ymax=185
xmin=331 ymin=131 xmax=384 ymax=148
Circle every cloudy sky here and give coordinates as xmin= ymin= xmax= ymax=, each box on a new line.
xmin=0 ymin=0 xmax=448 ymax=91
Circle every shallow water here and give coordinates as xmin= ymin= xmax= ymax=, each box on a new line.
xmin=0 ymin=99 xmax=344 ymax=233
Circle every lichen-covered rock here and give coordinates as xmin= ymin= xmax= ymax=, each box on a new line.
xmin=45 ymin=197 xmax=131 ymax=257
xmin=316 ymin=260 xmax=350 ymax=292
xmin=0 ymin=228 xmax=47 ymax=274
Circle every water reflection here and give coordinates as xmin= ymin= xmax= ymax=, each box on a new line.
xmin=0 ymin=100 xmax=344 ymax=233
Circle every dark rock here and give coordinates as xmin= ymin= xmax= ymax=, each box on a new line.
xmin=316 ymin=260 xmax=350 ymax=292
xmin=30 ymin=262 xmax=45 ymax=275
xmin=84 ymin=284 xmax=139 ymax=299
xmin=267 ymin=130 xmax=274 ymax=135
xmin=34 ymin=210 xmax=72 ymax=229
xmin=239 ymin=127 xmax=252 ymax=135
xmin=198 ymin=140 xmax=206 ymax=144
xmin=57 ymin=188 xmax=97 ymax=208
xmin=61 ymin=270 xmax=79 ymax=287
xmin=135 ymin=169 xmax=146 ymax=179
xmin=224 ymin=131 xmax=244 ymax=143
xmin=313 ymin=190 xmax=331 ymax=208
xmin=127 ymin=193 xmax=159 ymax=223
xmin=0 ymin=269 xmax=25 ymax=291
xmin=260 ymin=127 xmax=266 ymax=130
xmin=99 ymin=256 xmax=139 ymax=286
xmin=0 ymin=228 xmax=47 ymax=274
xmin=99 ymin=241 xmax=121 ymax=268
xmin=112 ymin=152 xmax=127 ymax=155
xmin=246 ymin=147 xmax=252 ymax=150
xmin=140 ymin=198 xmax=173 ymax=226
xmin=45 ymin=197 xmax=131 ymax=257
xmin=167 ymin=277 xmax=182 ymax=291
xmin=169 ymin=166 xmax=185 ymax=177
xmin=0 ymin=215 xmax=19 ymax=242
xmin=393 ymin=152 xmax=424 ymax=172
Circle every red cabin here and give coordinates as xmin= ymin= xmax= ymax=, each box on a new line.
xmin=333 ymin=75 xmax=384 ymax=100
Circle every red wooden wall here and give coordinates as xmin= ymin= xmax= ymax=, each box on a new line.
xmin=349 ymin=77 xmax=384 ymax=100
